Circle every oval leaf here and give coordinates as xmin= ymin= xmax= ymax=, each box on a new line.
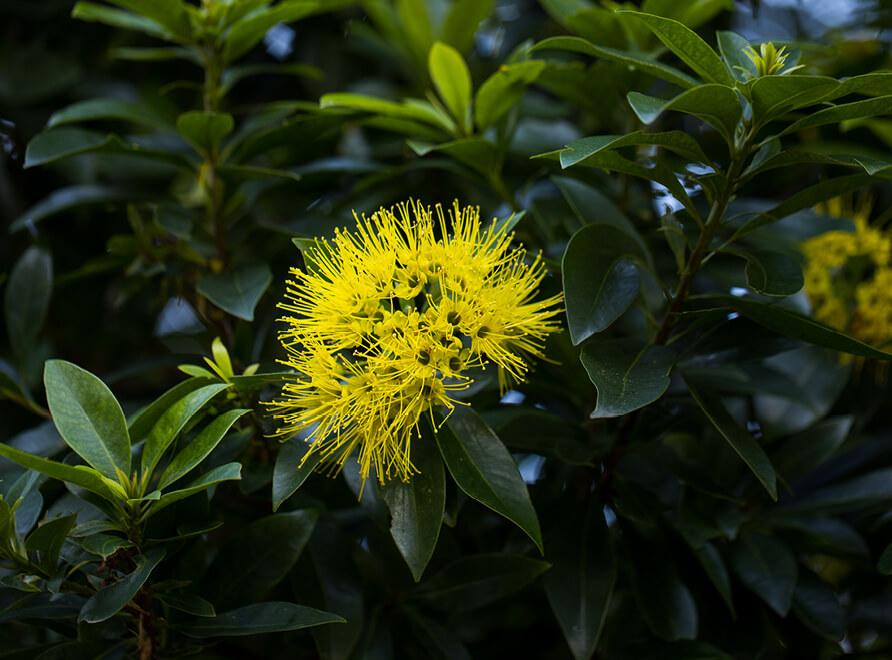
xmin=78 ymin=549 xmax=165 ymax=623
xmin=197 ymin=264 xmax=272 ymax=321
xmin=178 ymin=601 xmax=344 ymax=638
xmin=729 ymin=530 xmax=797 ymax=616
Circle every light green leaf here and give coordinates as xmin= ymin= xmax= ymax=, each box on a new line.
xmin=72 ymin=2 xmax=173 ymax=41
xmin=4 ymin=246 xmax=52 ymax=361
xmin=159 ymin=409 xmax=249 ymax=489
xmin=101 ymin=0 xmax=191 ymax=39
xmin=581 ymin=337 xmax=675 ymax=418
xmin=530 ymin=36 xmax=699 ymax=90
xmin=44 ymin=360 xmax=130 ymax=482
xmin=619 ymin=11 xmax=735 ymax=86
xmin=320 ymin=93 xmax=451 ymax=132
xmin=197 ymin=264 xmax=272 ymax=321
xmin=436 ymin=407 xmax=543 ymax=552
xmin=685 ymin=376 xmax=777 ymax=499
xmin=562 ymin=223 xmax=649 ymax=345
xmin=48 ymin=98 xmax=170 ymax=129
xmin=178 ymin=601 xmax=344 ymax=638
xmin=475 ymin=61 xmax=545 ymax=131
xmin=0 ymin=443 xmax=116 ymax=501
xmin=79 ymin=549 xmax=166 ymax=623
xmin=627 ymin=86 xmax=742 ymax=145
xmin=428 ymin=41 xmax=471 ymax=133
xmin=379 ymin=427 xmax=445 ymax=581
xmin=141 ymin=383 xmax=230 ymax=476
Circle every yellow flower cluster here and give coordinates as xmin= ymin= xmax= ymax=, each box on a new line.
xmin=801 ymin=196 xmax=892 ymax=348
xmin=268 ymin=201 xmax=562 ymax=484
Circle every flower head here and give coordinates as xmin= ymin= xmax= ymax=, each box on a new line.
xmin=268 ymin=200 xmax=562 ymax=484
xmin=801 ymin=195 xmax=892 ymax=349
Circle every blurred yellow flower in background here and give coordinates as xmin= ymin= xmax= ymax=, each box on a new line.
xmin=268 ymin=201 xmax=562 ymax=485
xmin=801 ymin=195 xmax=892 ymax=349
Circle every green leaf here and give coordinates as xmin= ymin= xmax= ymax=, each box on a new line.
xmin=436 ymin=407 xmax=543 ymax=552
xmin=0 ymin=443 xmax=116 ymax=501
xmin=407 ymin=138 xmax=498 ymax=177
xmin=772 ymin=416 xmax=852 ymax=482
xmin=440 ymin=0 xmax=493 ymax=53
xmin=772 ymin=468 xmax=892 ymax=516
xmin=581 ymin=337 xmax=674 ymax=418
xmin=178 ymin=601 xmax=344 ymax=638
xmin=197 ymin=264 xmax=272 ymax=321
xmin=413 ymin=554 xmax=550 ymax=610
xmin=712 ymin=294 xmax=892 ymax=360
xmin=781 ymin=95 xmax=892 ymax=135
xmin=71 ymin=2 xmax=173 ymax=41
xmin=47 ymin=98 xmax=170 ymax=129
xmin=475 ymin=61 xmax=545 ymax=131
xmin=4 ymin=246 xmax=52 ymax=360
xmin=202 ymin=510 xmax=318 ymax=610
xmin=684 ymin=376 xmax=777 ymax=499
xmin=24 ymin=127 xmax=190 ymax=169
xmin=110 ymin=46 xmax=199 ymax=63
xmin=628 ymin=540 xmax=698 ymax=641
xmin=619 ymin=11 xmax=734 ymax=86
xmin=101 ymin=0 xmax=191 ymax=39
xmin=692 ymin=542 xmax=735 ymax=617
xmin=544 ymin=498 xmax=615 ymax=660
xmin=80 ymin=533 xmax=134 ymax=559
xmin=404 ymin=607 xmax=471 ymax=660
xmin=228 ymin=372 xmax=295 ymax=396
xmin=25 ymin=514 xmax=77 ymax=571
xmin=218 ymin=62 xmax=323 ymax=98
xmin=748 ymin=75 xmax=839 ymax=128
xmin=558 ymin=130 xmax=712 ymax=167
xmin=878 ymin=543 xmax=892 ymax=575
xmin=79 ymin=549 xmax=166 ymax=623
xmin=144 ymin=463 xmax=241 ymax=518
xmin=320 ymin=93 xmax=451 ymax=131
xmin=562 ymin=223 xmax=649 ymax=345
xmin=223 ymin=1 xmax=344 ymax=64
xmin=428 ymin=41 xmax=471 ymax=133
xmin=530 ymin=36 xmax=699 ymax=90
xmin=141 ymin=383 xmax=230 ymax=476
xmin=10 ymin=185 xmax=154 ymax=234
xmin=716 ymin=31 xmax=756 ymax=82
xmin=722 ymin=247 xmax=804 ymax=297
xmin=379 ymin=426 xmax=445 ymax=581
xmin=272 ymin=439 xmax=323 ymax=511
xmin=792 ymin=572 xmax=845 ymax=642
xmin=44 ymin=360 xmax=130 ymax=482
xmin=627 ymin=86 xmax=742 ymax=145
xmin=155 ymin=592 xmax=216 ymax=617
xmin=176 ymin=111 xmax=234 ymax=156
xmin=729 ymin=530 xmax=797 ymax=616
xmin=127 ymin=377 xmax=215 ymax=442
xmin=159 ymin=409 xmax=249 ymax=489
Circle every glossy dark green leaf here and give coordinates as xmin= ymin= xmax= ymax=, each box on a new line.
xmin=25 ymin=514 xmax=76 ymax=571
xmin=379 ymin=427 xmax=445 ymax=581
xmin=619 ymin=11 xmax=734 ymax=85
xmin=9 ymin=185 xmax=153 ymax=234
xmin=792 ymin=572 xmax=845 ymax=641
xmin=407 ymin=138 xmax=497 ymax=177
xmin=782 ymin=95 xmax=892 ymax=135
xmin=685 ymin=377 xmax=777 ymax=499
xmin=47 ymin=98 xmax=169 ymax=129
xmin=692 ymin=542 xmax=735 ymax=617
xmin=4 ymin=246 xmax=52 ymax=360
xmin=562 ymin=223 xmax=649 ymax=345
xmin=272 ymin=439 xmax=323 ymax=512
xmin=770 ymin=516 xmax=868 ymax=558
xmin=717 ymin=31 xmax=756 ymax=82
xmin=629 ymin=550 xmax=698 ymax=641
xmin=80 ymin=533 xmax=133 ymax=559
xmin=71 ymin=2 xmax=173 ymax=40
xmin=878 ymin=543 xmax=892 ymax=575
xmin=178 ymin=601 xmax=344 ymax=638
xmin=110 ymin=45 xmax=199 ymax=62
xmin=141 ymin=383 xmax=229 ymax=476
xmin=203 ymin=510 xmax=318 ymax=610
xmin=176 ymin=111 xmax=234 ymax=155
xmin=155 ymin=592 xmax=215 ymax=617
xmin=627 ymin=86 xmax=742 ymax=144
xmin=772 ymin=416 xmax=852 ymax=482
xmin=0 ymin=444 xmax=115 ymax=501
xmin=24 ymin=127 xmax=189 ymax=169
xmin=44 ymin=360 xmax=130 ymax=482
xmin=581 ymin=337 xmax=674 ymax=418
xmin=153 ymin=204 xmax=195 ymax=239
xmin=79 ymin=549 xmax=165 ymax=623
xmin=713 ymin=294 xmax=892 ymax=360
xmin=436 ymin=407 xmax=543 ymax=552
xmin=197 ymin=264 xmax=272 ymax=321
xmin=218 ymin=62 xmax=322 ymax=98
xmin=413 ymin=553 xmax=550 ymax=611
xmin=558 ymin=130 xmax=711 ymax=167
xmin=729 ymin=530 xmax=797 ymax=616
xmin=544 ymin=499 xmax=615 ymax=660
xmin=159 ymin=408 xmax=248 ymax=489
xmin=144 ymin=462 xmax=241 ymax=516
xmin=475 ymin=61 xmax=545 ymax=131
xmin=723 ymin=247 xmax=804 ymax=296
xmin=428 ymin=41 xmax=471 ymax=132
xmin=127 ymin=377 xmax=215 ymax=442
xmin=102 ymin=0 xmax=191 ymax=39
xmin=748 ymin=75 xmax=838 ymax=128
xmin=531 ymin=36 xmax=699 ymax=90
xmin=773 ymin=468 xmax=892 ymax=516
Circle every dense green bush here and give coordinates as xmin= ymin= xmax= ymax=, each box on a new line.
xmin=2 ymin=1 xmax=892 ymax=658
